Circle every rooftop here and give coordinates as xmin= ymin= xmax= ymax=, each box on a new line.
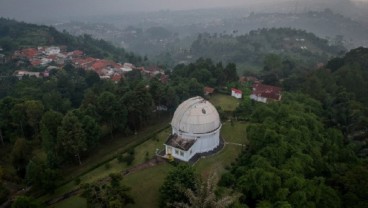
xmin=165 ymin=134 xmax=196 ymax=151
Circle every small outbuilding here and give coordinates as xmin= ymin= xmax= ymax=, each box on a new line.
xmin=164 ymin=96 xmax=222 ymax=162
xmin=231 ymin=88 xmax=242 ymax=99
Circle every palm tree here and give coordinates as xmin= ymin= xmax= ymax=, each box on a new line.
xmin=173 ymin=173 xmax=237 ymax=208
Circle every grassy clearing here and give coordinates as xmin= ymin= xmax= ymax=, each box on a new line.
xmin=124 ymin=163 xmax=172 ymax=208
xmin=210 ymin=94 xmax=240 ymax=112
xmin=221 ymin=122 xmax=248 ymax=144
xmin=50 ymin=196 xmax=86 ymax=208
xmin=195 ymin=121 xmax=248 ymax=177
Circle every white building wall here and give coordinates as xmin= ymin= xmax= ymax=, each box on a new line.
xmin=231 ymin=91 xmax=242 ymax=99
xmin=168 ymin=126 xmax=221 ymax=161
xmin=250 ymin=94 xmax=267 ymax=103
xmin=164 ymin=145 xmax=191 ymax=161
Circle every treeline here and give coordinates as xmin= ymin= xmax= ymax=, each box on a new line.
xmin=190 ymin=28 xmax=345 ymax=68
xmin=220 ymin=47 xmax=368 ymax=207
xmin=283 ymin=47 xmax=368 ymax=141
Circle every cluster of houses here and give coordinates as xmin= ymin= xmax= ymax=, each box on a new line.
xmin=204 ymin=76 xmax=282 ymax=104
xmin=11 ymin=46 xmax=167 ymax=83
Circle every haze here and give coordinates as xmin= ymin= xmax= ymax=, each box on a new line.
xmin=1 ymin=0 xmax=367 ymax=22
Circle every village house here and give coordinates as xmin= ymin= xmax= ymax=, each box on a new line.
xmin=250 ymin=83 xmax=282 ymax=103
xmin=14 ymin=70 xmax=43 ymax=79
xmin=231 ymin=88 xmax=242 ymax=99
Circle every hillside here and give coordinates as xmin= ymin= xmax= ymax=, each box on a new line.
xmin=0 ymin=18 xmax=142 ymax=64
xmin=171 ymin=28 xmax=345 ymax=70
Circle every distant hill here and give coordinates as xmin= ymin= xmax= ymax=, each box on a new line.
xmin=0 ymin=18 xmax=142 ymax=64
xmin=171 ymin=28 xmax=345 ymax=70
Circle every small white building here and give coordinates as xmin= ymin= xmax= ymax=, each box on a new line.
xmin=231 ymin=88 xmax=242 ymax=99
xmin=44 ymin=46 xmax=60 ymax=55
xmin=164 ymin=96 xmax=222 ymax=162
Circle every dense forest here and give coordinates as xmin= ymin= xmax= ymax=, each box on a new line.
xmin=216 ymin=47 xmax=368 ymax=208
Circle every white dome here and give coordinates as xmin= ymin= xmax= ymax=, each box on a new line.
xmin=171 ymin=96 xmax=221 ymax=134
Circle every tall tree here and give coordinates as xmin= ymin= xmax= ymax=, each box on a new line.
xmin=56 ymin=112 xmax=86 ymax=165
xmin=81 ymin=173 xmax=134 ymax=208
xmin=11 ymin=138 xmax=30 ymax=178
xmin=159 ymin=164 xmax=198 ymax=208
xmin=174 ymin=174 xmax=237 ymax=208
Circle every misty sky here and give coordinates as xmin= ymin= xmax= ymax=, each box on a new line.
xmin=0 ymin=0 xmax=367 ymax=21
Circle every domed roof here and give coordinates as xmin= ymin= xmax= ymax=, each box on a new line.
xmin=171 ymin=96 xmax=221 ymax=134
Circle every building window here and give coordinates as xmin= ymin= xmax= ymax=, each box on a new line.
xmin=175 ymin=149 xmax=179 ymax=155
xmin=180 ymin=151 xmax=184 ymax=156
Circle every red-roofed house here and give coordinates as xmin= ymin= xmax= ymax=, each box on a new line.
xmin=231 ymin=88 xmax=242 ymax=99
xmin=250 ymin=83 xmax=282 ymax=103
xmin=21 ymin=48 xmax=38 ymax=59
xmin=71 ymin=50 xmax=84 ymax=57
xmin=31 ymin=60 xmax=42 ymax=67
xmin=111 ymin=73 xmax=123 ymax=83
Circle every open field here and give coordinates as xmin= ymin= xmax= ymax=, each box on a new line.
xmin=195 ymin=122 xmax=248 ymax=177
xmin=50 ymin=196 xmax=86 ymax=208
xmin=125 ymin=163 xmax=172 ymax=208
xmin=210 ymin=94 xmax=240 ymax=112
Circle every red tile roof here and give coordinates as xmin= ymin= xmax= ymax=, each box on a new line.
xmin=21 ymin=48 xmax=38 ymax=59
xmin=252 ymin=83 xmax=282 ymax=101
xmin=231 ymin=88 xmax=242 ymax=94
xmin=31 ymin=60 xmax=41 ymax=66
xmin=111 ymin=73 xmax=122 ymax=82
xmin=72 ymin=50 xmax=84 ymax=56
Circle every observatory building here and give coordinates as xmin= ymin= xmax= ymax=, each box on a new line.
xmin=164 ymin=96 xmax=222 ymax=162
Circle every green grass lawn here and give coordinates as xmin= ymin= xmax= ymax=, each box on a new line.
xmin=195 ymin=121 xmax=248 ymax=177
xmin=210 ymin=94 xmax=240 ymax=112
xmin=124 ymin=163 xmax=172 ymax=208
xmin=50 ymin=196 xmax=86 ymax=208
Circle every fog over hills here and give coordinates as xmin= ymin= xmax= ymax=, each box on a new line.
xmin=0 ymin=0 xmax=367 ymax=22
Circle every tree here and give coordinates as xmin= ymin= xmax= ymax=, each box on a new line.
xmin=11 ymin=196 xmax=41 ymax=208
xmin=122 ymin=84 xmax=153 ymax=131
xmin=40 ymin=111 xmax=63 ymax=150
xmin=56 ymin=112 xmax=86 ymax=165
xmin=10 ymin=103 xmax=28 ymax=138
xmin=224 ymin=63 xmax=238 ymax=83
xmin=0 ymin=182 xmax=10 ymax=204
xmin=159 ymin=164 xmax=198 ymax=207
xmin=81 ymin=173 xmax=134 ymax=208
xmin=96 ymin=91 xmax=127 ymax=136
xmin=174 ymin=174 xmax=237 ymax=208
xmin=11 ymin=138 xmax=30 ymax=178
xmin=26 ymin=159 xmax=59 ymax=192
